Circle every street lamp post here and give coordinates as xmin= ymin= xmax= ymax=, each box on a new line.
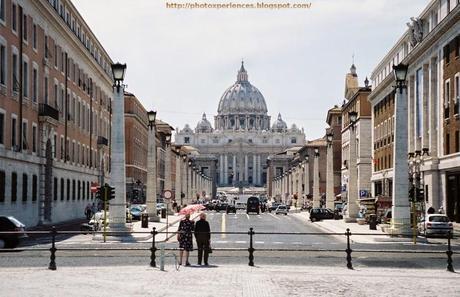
xmin=326 ymin=132 xmax=335 ymax=210
xmin=304 ymin=155 xmax=310 ymax=207
xmin=146 ymin=110 xmax=160 ymax=222
xmin=108 ymin=62 xmax=128 ymax=231
xmin=345 ymin=111 xmax=359 ymax=222
xmin=164 ymin=134 xmax=173 ymax=214
xmin=390 ymin=63 xmax=411 ymax=235
xmin=313 ymin=148 xmax=320 ymax=208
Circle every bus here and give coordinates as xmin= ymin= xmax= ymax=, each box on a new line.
xmin=246 ymin=196 xmax=260 ymax=214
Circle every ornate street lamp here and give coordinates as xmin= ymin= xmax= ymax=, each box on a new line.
xmin=314 ymin=147 xmax=320 ymax=157
xmin=326 ymin=132 xmax=334 ymax=146
xmin=393 ymin=63 xmax=408 ymax=92
xmin=348 ymin=111 xmax=358 ymax=126
xmin=111 ymin=62 xmax=126 ymax=92
xmin=147 ymin=110 xmax=157 ymax=129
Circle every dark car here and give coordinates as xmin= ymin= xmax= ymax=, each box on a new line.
xmin=226 ymin=204 xmax=236 ymax=214
xmin=0 ymin=216 xmax=27 ymax=248
xmin=247 ymin=197 xmax=260 ymax=214
xmin=215 ymin=203 xmax=228 ymax=212
xmin=309 ymin=208 xmax=335 ymax=222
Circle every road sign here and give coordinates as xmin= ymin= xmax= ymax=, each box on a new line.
xmin=163 ymin=190 xmax=173 ymax=200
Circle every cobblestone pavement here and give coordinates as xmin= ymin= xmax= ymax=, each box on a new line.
xmin=2 ymin=265 xmax=460 ymax=297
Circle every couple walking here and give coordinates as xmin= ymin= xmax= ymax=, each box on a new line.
xmin=177 ymin=212 xmax=211 ymax=266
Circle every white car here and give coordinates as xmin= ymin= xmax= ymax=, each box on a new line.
xmin=275 ymin=205 xmax=288 ymax=215
xmin=236 ymin=202 xmax=246 ymax=210
xmin=418 ymin=214 xmax=453 ymax=237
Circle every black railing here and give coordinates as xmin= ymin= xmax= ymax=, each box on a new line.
xmin=0 ymin=228 xmax=457 ymax=272
xmin=39 ymin=103 xmax=59 ymax=121
xmin=97 ymin=136 xmax=108 ymax=146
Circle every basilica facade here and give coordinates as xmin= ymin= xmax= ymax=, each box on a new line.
xmin=175 ymin=63 xmax=305 ymax=187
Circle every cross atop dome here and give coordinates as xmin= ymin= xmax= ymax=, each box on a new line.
xmin=237 ymin=60 xmax=248 ymax=83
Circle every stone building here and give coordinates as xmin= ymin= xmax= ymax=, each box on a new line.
xmin=341 ymin=66 xmax=373 ymax=205
xmin=369 ymin=0 xmax=460 ymax=222
xmin=124 ymin=92 xmax=148 ymax=203
xmin=0 ymin=0 xmax=113 ymax=227
xmin=325 ymin=105 xmax=342 ymax=197
xmin=175 ymin=62 xmax=305 ymax=188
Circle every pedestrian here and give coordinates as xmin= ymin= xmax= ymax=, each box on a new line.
xmin=438 ymin=206 xmax=444 ymax=214
xmin=91 ymin=203 xmax=97 ymax=216
xmin=84 ymin=203 xmax=92 ymax=220
xmin=427 ymin=207 xmax=435 ymax=214
xmin=177 ymin=213 xmax=194 ymax=266
xmin=194 ymin=212 xmax=211 ymax=266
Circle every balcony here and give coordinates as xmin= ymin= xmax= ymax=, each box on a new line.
xmin=97 ymin=136 xmax=108 ymax=147
xmin=39 ymin=103 xmax=59 ymax=122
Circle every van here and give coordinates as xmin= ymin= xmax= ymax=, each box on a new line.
xmin=246 ymin=196 xmax=260 ymax=214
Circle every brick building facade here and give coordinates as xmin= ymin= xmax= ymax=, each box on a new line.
xmin=0 ymin=0 xmax=113 ymax=226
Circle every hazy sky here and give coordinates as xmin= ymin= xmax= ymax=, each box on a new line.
xmin=73 ymin=0 xmax=427 ymax=140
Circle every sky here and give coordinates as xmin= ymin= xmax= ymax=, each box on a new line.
xmin=73 ymin=0 xmax=427 ymax=140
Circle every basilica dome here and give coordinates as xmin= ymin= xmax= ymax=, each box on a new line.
xmin=272 ymin=113 xmax=287 ymax=132
xmin=217 ymin=62 xmax=268 ymax=115
xmin=196 ymin=113 xmax=213 ymax=133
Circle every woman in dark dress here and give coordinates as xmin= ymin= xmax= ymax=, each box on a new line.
xmin=178 ymin=213 xmax=194 ymax=266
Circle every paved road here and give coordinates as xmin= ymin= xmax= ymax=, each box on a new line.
xmin=1 ymin=210 xmax=458 ymax=270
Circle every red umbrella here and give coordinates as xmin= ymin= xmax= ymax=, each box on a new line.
xmin=179 ymin=204 xmax=205 ymax=215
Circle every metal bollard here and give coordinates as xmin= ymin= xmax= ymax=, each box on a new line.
xmin=248 ymin=227 xmax=255 ymax=267
xmin=447 ymin=231 xmax=455 ymax=273
xmin=345 ymin=228 xmax=353 ymax=270
xmin=48 ymin=226 xmax=57 ymax=271
xmin=150 ymin=227 xmax=157 ymax=267
xmin=159 ymin=244 xmax=165 ymax=271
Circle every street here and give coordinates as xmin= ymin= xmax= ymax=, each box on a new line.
xmin=1 ymin=210 xmax=458 ymax=271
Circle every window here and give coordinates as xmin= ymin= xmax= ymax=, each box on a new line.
xmin=66 ymin=179 xmax=70 ymax=200
xmin=78 ymin=180 xmax=81 ymax=200
xmin=72 ymin=179 xmax=75 ymax=200
xmin=444 ymin=44 xmax=450 ymax=64
xmin=0 ymin=0 xmax=4 ymax=22
xmin=32 ymin=24 xmax=36 ymax=49
xmin=12 ymin=53 xmax=18 ymax=92
xmin=184 ymin=137 xmax=190 ymax=144
xmin=291 ymin=137 xmax=297 ymax=144
xmin=456 ymin=131 xmax=459 ymax=153
xmin=446 ymin=133 xmax=450 ymax=155
xmin=0 ymin=170 xmax=4 ymax=202
xmin=44 ymin=76 xmax=48 ymax=104
xmin=22 ymin=173 xmax=27 ymax=202
xmin=60 ymin=178 xmax=64 ymax=201
xmin=415 ymin=68 xmax=423 ymax=137
xmin=0 ymin=44 xmax=5 ymax=85
xmin=53 ymin=134 xmax=57 ymax=158
xmin=44 ymin=35 xmax=48 ymax=58
xmin=32 ymin=175 xmax=37 ymax=201
xmin=22 ymin=121 xmax=27 ymax=150
xmin=53 ymin=177 xmax=58 ymax=201
xmin=60 ymin=135 xmax=64 ymax=160
xmin=11 ymin=172 xmax=17 ymax=202
xmin=0 ymin=113 xmax=3 ymax=145
xmin=32 ymin=125 xmax=36 ymax=153
xmin=32 ymin=68 xmax=37 ymax=102
xmin=12 ymin=4 xmax=16 ymax=31
xmin=455 ymin=37 xmax=459 ymax=58
xmin=54 ymin=45 xmax=58 ymax=67
xmin=22 ymin=14 xmax=27 ymax=41
xmin=22 ymin=61 xmax=28 ymax=97
xmin=11 ymin=117 xmax=16 ymax=148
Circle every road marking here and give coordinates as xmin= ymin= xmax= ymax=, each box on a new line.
xmin=255 ymin=241 xmax=265 ymax=244
xmin=214 ymin=240 xmax=228 ymax=244
xmin=269 ymin=214 xmax=281 ymax=220
xmin=235 ymin=241 xmax=247 ymax=244
xmin=273 ymin=241 xmax=283 ymax=244
xmin=221 ymin=213 xmax=226 ymax=239
xmin=246 ymin=214 xmax=250 ymax=220
xmin=292 ymin=242 xmax=302 ymax=244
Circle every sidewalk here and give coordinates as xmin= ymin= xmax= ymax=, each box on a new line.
xmin=291 ymin=211 xmax=425 ymax=244
xmin=2 ymin=264 xmax=459 ymax=297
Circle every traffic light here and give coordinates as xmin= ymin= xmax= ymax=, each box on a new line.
xmin=409 ymin=186 xmax=415 ymax=201
xmin=95 ymin=187 xmax=102 ymax=200
xmin=109 ymin=186 xmax=115 ymax=200
xmin=416 ymin=187 xmax=425 ymax=202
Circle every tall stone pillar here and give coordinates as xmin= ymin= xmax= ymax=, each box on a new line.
xmin=175 ymin=154 xmax=181 ymax=204
xmin=109 ymin=86 xmax=128 ymax=229
xmin=257 ymin=155 xmax=261 ymax=185
xmin=253 ymin=155 xmax=257 ymax=185
xmin=313 ymin=154 xmax=320 ymax=208
xmin=244 ymin=155 xmax=248 ymax=182
xmin=326 ymin=143 xmax=335 ymax=209
xmin=233 ymin=155 xmax=237 ymax=185
xmin=345 ymin=127 xmax=359 ymax=222
xmin=390 ymin=87 xmax=411 ymax=235
xmin=304 ymin=160 xmax=310 ymax=197
xmin=224 ymin=155 xmax=228 ymax=185
xmin=220 ymin=155 xmax=224 ymax=185
xmin=430 ymin=57 xmax=438 ymax=156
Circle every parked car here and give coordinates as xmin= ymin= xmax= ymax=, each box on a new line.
xmin=268 ymin=203 xmax=281 ymax=213
xmin=309 ymin=208 xmax=334 ymax=222
xmin=215 ymin=203 xmax=228 ymax=212
xmin=418 ymin=214 xmax=453 ymax=237
xmin=226 ymin=204 xmax=236 ymax=214
xmin=0 ymin=216 xmax=27 ymax=248
xmin=130 ymin=205 xmax=146 ymax=220
xmin=235 ymin=202 xmax=246 ymax=210
xmin=275 ymin=205 xmax=288 ymax=215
